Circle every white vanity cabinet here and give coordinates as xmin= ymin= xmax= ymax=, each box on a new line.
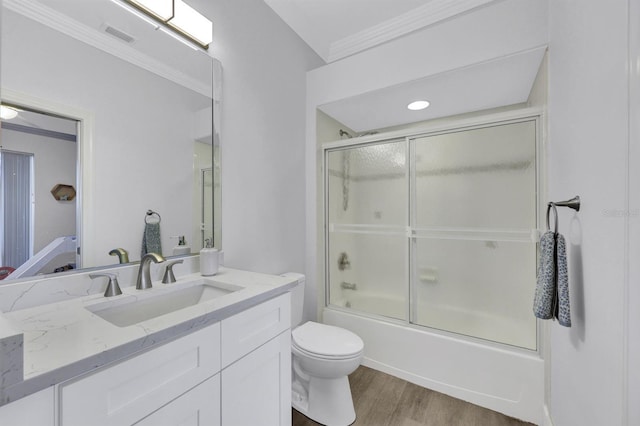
xmin=220 ymin=293 xmax=291 ymax=426
xmin=59 ymin=323 xmax=221 ymax=426
xmin=53 ymin=292 xmax=291 ymax=426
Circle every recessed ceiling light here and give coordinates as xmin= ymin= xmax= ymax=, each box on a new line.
xmin=407 ymin=100 xmax=430 ymax=111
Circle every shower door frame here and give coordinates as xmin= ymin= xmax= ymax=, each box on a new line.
xmin=322 ymin=107 xmax=545 ymax=354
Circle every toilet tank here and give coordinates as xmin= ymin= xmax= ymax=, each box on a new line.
xmin=281 ymin=272 xmax=305 ymax=327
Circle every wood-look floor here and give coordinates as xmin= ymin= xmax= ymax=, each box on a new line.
xmin=292 ymin=366 xmax=534 ymax=426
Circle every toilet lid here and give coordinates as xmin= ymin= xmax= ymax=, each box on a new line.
xmin=292 ymin=321 xmax=364 ymax=358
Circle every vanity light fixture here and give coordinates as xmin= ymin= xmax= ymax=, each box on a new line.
xmin=0 ymin=105 xmax=19 ymax=120
xmin=116 ymin=0 xmax=213 ymax=50
xmin=407 ymin=100 xmax=430 ymax=111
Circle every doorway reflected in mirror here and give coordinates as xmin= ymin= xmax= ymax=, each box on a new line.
xmin=0 ymin=105 xmax=79 ymax=280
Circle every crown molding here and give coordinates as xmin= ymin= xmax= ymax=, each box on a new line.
xmin=327 ymin=0 xmax=499 ymax=63
xmin=4 ymin=0 xmax=212 ymax=97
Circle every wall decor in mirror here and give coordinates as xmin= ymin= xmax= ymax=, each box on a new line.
xmin=0 ymin=0 xmax=221 ymax=283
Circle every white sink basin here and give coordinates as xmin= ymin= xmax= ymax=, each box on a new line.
xmin=85 ymin=279 xmax=243 ymax=327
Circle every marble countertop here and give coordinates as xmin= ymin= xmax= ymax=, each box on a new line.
xmin=0 ymin=266 xmax=298 ymax=406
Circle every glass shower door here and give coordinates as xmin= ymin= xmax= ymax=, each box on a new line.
xmin=410 ymin=120 xmax=538 ymax=349
xmin=326 ymin=140 xmax=408 ymax=320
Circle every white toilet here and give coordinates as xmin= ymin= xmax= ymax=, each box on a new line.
xmin=284 ymin=273 xmax=364 ymax=426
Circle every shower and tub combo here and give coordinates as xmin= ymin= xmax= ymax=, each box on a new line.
xmin=321 ymin=111 xmax=545 ymax=424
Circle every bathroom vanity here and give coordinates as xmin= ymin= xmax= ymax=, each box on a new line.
xmin=0 ymin=260 xmax=295 ymax=425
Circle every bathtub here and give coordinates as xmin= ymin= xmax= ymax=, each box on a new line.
xmin=324 ymin=292 xmax=544 ymax=424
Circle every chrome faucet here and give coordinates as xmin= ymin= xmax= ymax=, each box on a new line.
xmin=109 ymin=247 xmax=130 ymax=264
xmin=136 ymin=252 xmax=165 ymax=290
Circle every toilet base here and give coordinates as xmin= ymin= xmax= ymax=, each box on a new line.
xmin=292 ymin=376 xmax=356 ymax=426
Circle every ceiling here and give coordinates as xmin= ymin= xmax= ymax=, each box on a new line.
xmin=2 ymin=106 xmax=78 ymax=138
xmin=263 ymin=0 xmax=499 ymax=63
xmin=318 ymin=47 xmax=546 ymax=133
xmin=265 ymin=0 xmax=545 ymax=133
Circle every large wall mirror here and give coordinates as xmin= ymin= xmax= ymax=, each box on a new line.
xmin=0 ymin=0 xmax=221 ymax=283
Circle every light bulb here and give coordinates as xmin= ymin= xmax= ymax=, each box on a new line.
xmin=407 ymin=100 xmax=430 ymax=111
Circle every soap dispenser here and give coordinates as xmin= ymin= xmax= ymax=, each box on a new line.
xmin=171 ymin=236 xmax=190 ymax=255
xmin=200 ymin=238 xmax=219 ymax=276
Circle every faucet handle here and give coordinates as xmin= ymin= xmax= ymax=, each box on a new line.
xmin=90 ymin=273 xmax=123 ymax=297
xmin=162 ymin=259 xmax=184 ymax=284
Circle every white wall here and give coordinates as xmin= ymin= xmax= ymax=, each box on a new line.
xmin=548 ymin=1 xmax=630 ymax=425
xmin=189 ymin=0 xmax=323 ymax=287
xmin=628 ymin=2 xmax=640 ymax=424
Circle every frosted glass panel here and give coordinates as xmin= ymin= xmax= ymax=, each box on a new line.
xmin=326 ymin=140 xmax=406 ymax=226
xmin=413 ymin=121 xmax=536 ymax=230
xmin=326 ymin=140 xmax=407 ymax=321
xmin=412 ymin=238 xmax=537 ymax=349
xmin=324 ymin=117 xmax=539 ymax=350
xmin=328 ymin=232 xmax=406 ymax=321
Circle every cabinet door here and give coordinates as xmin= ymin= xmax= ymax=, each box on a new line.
xmin=135 ymin=374 xmax=220 ymax=426
xmin=221 ymin=331 xmax=291 ymax=426
xmin=221 ymin=293 xmax=290 ymax=368
xmin=0 ymin=387 xmax=54 ymax=426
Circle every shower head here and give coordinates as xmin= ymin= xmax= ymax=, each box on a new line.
xmin=339 ymin=129 xmax=353 ymax=139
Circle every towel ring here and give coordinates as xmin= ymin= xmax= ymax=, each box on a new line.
xmin=145 ymin=210 xmax=161 ymax=224
xmin=546 ymin=203 xmax=558 ymax=234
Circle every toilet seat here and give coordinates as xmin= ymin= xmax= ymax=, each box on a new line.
xmin=292 ymin=342 xmax=363 ymax=361
xmin=292 ymin=321 xmax=364 ymax=359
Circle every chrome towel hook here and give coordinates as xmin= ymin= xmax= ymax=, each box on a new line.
xmin=551 ymin=196 xmax=581 ymax=212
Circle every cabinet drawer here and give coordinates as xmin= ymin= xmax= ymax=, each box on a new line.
xmin=221 ymin=293 xmax=290 ymax=367
xmin=59 ymin=323 xmax=221 ymax=426
xmin=135 ymin=374 xmax=220 ymax=426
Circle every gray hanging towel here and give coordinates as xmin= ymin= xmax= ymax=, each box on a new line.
xmin=555 ymin=233 xmax=571 ymax=327
xmin=533 ymin=231 xmax=556 ymax=320
xmin=141 ymin=222 xmax=162 ymax=257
